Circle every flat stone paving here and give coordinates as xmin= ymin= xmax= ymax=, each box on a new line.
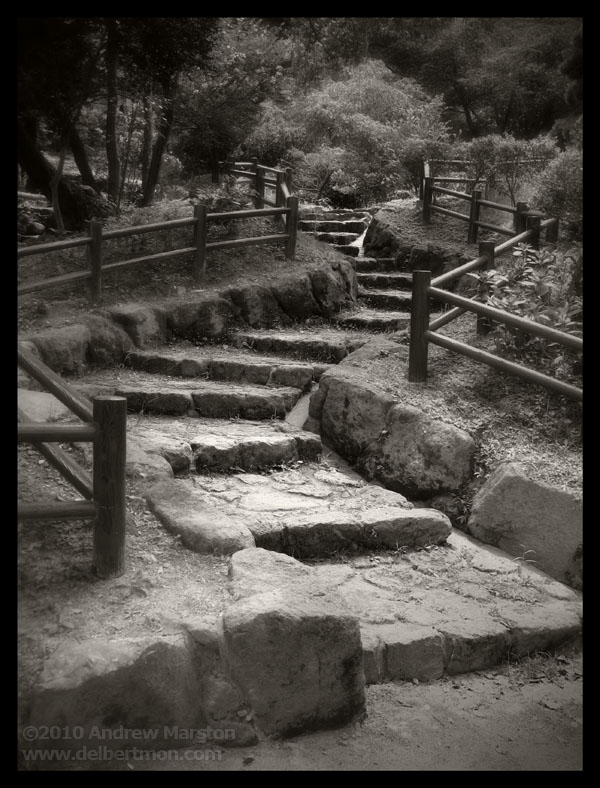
xmin=309 ymin=533 xmax=582 ymax=682
xmin=145 ymin=464 xmax=453 ymax=559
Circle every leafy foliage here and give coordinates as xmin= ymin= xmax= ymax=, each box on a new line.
xmin=454 ymin=134 xmax=558 ymax=205
xmin=243 ymin=60 xmax=450 ymax=205
xmin=469 ymin=244 xmax=582 ymax=385
xmin=527 ymin=147 xmax=583 ymax=240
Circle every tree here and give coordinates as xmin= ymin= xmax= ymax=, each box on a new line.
xmin=116 ymin=17 xmax=218 ymax=205
xmin=243 ymin=60 xmax=450 ymax=205
xmin=17 ymin=17 xmax=113 ymax=230
xmin=173 ymin=18 xmax=288 ymax=177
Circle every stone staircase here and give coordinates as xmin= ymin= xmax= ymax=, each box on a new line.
xmin=298 ymin=208 xmax=371 ymax=257
xmin=65 ymin=327 xmax=581 ymax=687
xmin=73 ymin=335 xmax=452 ymax=560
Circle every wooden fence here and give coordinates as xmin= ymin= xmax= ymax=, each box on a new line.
xmin=407 ymin=217 xmax=582 ymax=402
xmin=17 ymin=160 xmax=298 ymax=301
xmin=17 ymin=346 xmax=127 ymax=578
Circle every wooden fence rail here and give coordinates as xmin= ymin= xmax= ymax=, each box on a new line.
xmin=17 ymin=346 xmax=127 ymax=577
xmin=408 ymin=223 xmax=582 ymax=402
xmin=17 ymin=160 xmax=298 ymax=301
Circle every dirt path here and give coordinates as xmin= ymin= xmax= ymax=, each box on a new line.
xmin=48 ymin=650 xmax=582 ymax=772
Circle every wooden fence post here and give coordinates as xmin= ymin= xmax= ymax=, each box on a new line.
xmin=92 ymin=396 xmax=127 ymax=579
xmin=251 ymin=157 xmax=260 ymax=208
xmin=285 ymin=167 xmax=293 ymax=192
xmin=87 ymin=220 xmax=103 ymax=302
xmin=546 ymin=218 xmax=559 ymax=243
xmin=515 ymin=201 xmax=529 ymax=234
xmin=275 ymin=170 xmax=284 ymax=207
xmin=467 ymin=189 xmax=482 ymax=244
xmin=408 ymin=270 xmax=431 ymax=382
xmin=193 ymin=203 xmax=208 ymax=282
xmin=477 ymin=241 xmax=496 ymax=336
xmin=422 ymin=177 xmax=434 ymax=223
xmin=285 ymin=196 xmax=299 ymax=259
xmin=526 ymin=213 xmax=542 ymax=250
xmin=256 ymin=165 xmax=266 ymax=209
xmin=418 ymin=160 xmax=425 ymax=199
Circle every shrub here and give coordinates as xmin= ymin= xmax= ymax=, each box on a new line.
xmin=527 ymin=148 xmax=583 ymax=240
xmin=469 ymin=244 xmax=583 ymax=386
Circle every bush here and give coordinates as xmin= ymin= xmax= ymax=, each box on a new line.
xmin=527 ymin=148 xmax=583 ymax=240
xmin=469 ymin=244 xmax=583 ymax=386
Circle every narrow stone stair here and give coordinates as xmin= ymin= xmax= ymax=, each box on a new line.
xmin=71 ymin=339 xmax=453 ymax=560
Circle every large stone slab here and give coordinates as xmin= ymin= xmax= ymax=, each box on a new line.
xmin=232 ymin=328 xmax=368 ymax=362
xmin=125 ymin=349 xmax=319 ymax=390
xmin=125 ymin=417 xmax=322 ymax=473
xmin=21 ymin=634 xmax=203 ymax=754
xmin=308 ymin=529 xmax=582 ymax=683
xmin=332 ymin=309 xmax=411 ymax=332
xmin=359 ymin=403 xmax=475 ymax=498
xmin=358 ymin=289 xmax=413 ymax=311
xmin=466 ymin=462 xmax=583 ymax=589
xmin=73 ymin=370 xmax=303 ymax=419
xmin=356 ymin=272 xmax=413 ymax=289
xmin=312 ymin=364 xmax=475 ymax=498
xmin=144 ymin=467 xmax=451 ymax=559
xmin=223 ymin=548 xmax=366 ymax=737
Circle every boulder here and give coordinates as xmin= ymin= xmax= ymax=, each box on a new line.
xmin=104 ymin=304 xmax=168 ymax=347
xmin=166 ymin=294 xmax=239 ymax=340
xmin=80 ymin=314 xmax=134 ymax=366
xmin=308 ymin=266 xmax=350 ymax=317
xmin=223 ymin=548 xmax=366 ymax=737
xmin=359 ymin=404 xmax=475 ymax=498
xmin=270 ymin=274 xmax=320 ymax=321
xmin=22 ymin=635 xmax=203 ymax=753
xmin=466 ymin=462 xmax=583 ymax=589
xmin=312 ymin=370 xmax=397 ymax=462
xmin=312 ymin=367 xmax=475 ymax=498
xmin=226 ymin=283 xmax=282 ymax=327
xmin=28 ymin=324 xmax=92 ymax=374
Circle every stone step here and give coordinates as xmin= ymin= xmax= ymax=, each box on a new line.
xmin=232 ymin=543 xmax=582 ymax=684
xmin=299 ymin=219 xmax=369 ymax=234
xmin=356 ymin=272 xmax=413 ymax=289
xmin=339 ymin=245 xmax=360 ymax=257
xmin=231 ymin=328 xmax=370 ymax=362
xmin=331 ymin=309 xmax=411 ymax=332
xmin=126 ymin=414 xmax=323 ymax=475
xmin=359 ymin=289 xmax=413 ymax=311
xmin=74 ymin=370 xmax=303 ymax=419
xmin=145 ymin=465 xmax=452 ymax=559
xmin=315 ymin=231 xmax=362 ymax=245
xmin=124 ymin=347 xmax=329 ymax=391
xmin=299 ymin=210 xmax=371 ymax=222
xmin=352 ymin=257 xmax=404 ymax=272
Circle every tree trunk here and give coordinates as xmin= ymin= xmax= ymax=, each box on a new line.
xmin=18 ymin=119 xmax=114 ymax=231
xmin=141 ymin=77 xmax=178 ymax=207
xmin=141 ymin=93 xmax=154 ymax=188
xmin=453 ymin=81 xmax=479 ymax=137
xmin=69 ymin=126 xmax=99 ymax=190
xmin=105 ymin=18 xmax=121 ymax=202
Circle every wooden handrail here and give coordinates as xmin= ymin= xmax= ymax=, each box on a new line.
xmin=431 ymin=185 xmax=471 ymax=200
xmin=425 ymin=331 xmax=582 ymax=402
xmin=17 ymin=346 xmax=94 ymax=421
xmin=427 ymin=286 xmax=583 ymax=351
xmin=18 ymin=408 xmax=93 ymax=499
xmin=18 ymin=348 xmax=127 ymax=576
xmin=17 ymin=158 xmax=299 ymax=300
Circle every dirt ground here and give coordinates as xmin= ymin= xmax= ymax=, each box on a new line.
xmin=17 ymin=198 xmax=583 ymax=772
xmin=107 ymin=652 xmax=584 ymax=772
